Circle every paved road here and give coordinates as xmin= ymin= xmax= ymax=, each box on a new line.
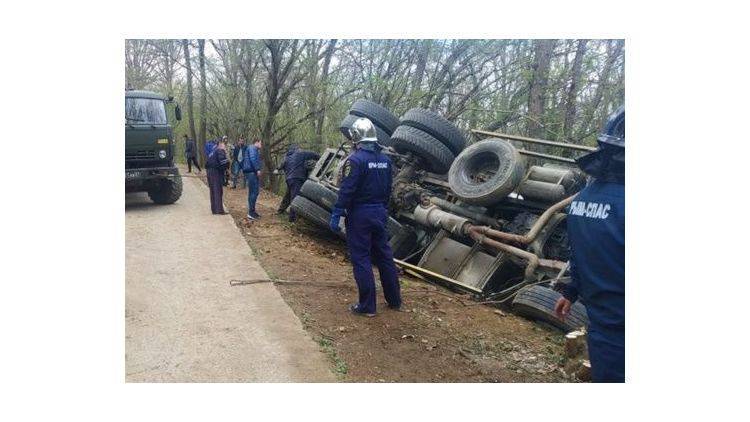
xmin=125 ymin=175 xmax=335 ymax=382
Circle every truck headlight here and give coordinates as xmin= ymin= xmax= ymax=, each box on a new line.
xmin=158 ymin=150 xmax=167 ymax=159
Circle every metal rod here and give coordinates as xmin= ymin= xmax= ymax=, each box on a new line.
xmin=472 ymin=129 xmax=597 ymax=152
xmin=394 ymin=259 xmax=483 ymax=293
xmin=518 ymin=149 xmax=577 ymax=164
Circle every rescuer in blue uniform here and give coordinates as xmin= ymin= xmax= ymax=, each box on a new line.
xmin=329 ymin=117 xmax=401 ymax=317
xmin=555 ymin=106 xmax=625 ymax=382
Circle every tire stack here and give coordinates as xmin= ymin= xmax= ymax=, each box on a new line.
xmin=391 ymin=108 xmax=467 ymax=174
xmin=340 ymin=101 xmax=467 ymax=174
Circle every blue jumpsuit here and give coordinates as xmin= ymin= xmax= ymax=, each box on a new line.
xmin=562 ymin=179 xmax=625 ymax=382
xmin=334 ymin=147 xmax=401 ymax=314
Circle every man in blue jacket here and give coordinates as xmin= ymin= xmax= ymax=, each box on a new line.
xmin=274 ymin=144 xmax=320 ymax=221
xmin=329 ymin=118 xmax=401 ymax=317
xmin=242 ymin=139 xmax=263 ymax=220
xmin=555 ymin=106 xmax=625 ymax=382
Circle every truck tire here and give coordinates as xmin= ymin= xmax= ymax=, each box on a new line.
xmin=447 ymin=138 xmax=525 ymax=206
xmin=400 ymin=108 xmax=466 ymax=155
xmin=512 ymin=285 xmax=589 ymax=332
xmin=390 ymin=126 xmax=455 ymax=174
xmin=339 ymin=113 xmax=392 ymax=146
xmin=291 ymin=195 xmax=346 ymax=238
xmin=300 ymin=179 xmax=338 ymax=211
xmin=148 ymin=176 xmax=183 ymax=204
xmin=349 ymin=99 xmax=400 ymax=135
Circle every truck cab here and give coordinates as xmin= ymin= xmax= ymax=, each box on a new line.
xmin=125 ymin=89 xmax=183 ymax=204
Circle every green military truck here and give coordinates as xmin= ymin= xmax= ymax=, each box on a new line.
xmin=125 ymin=89 xmax=183 ymax=204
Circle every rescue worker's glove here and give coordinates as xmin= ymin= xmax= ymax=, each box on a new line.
xmin=329 ymin=207 xmax=345 ymax=233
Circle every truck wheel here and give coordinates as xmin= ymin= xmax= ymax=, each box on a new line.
xmin=512 ymin=285 xmax=589 ymax=332
xmin=400 ymin=108 xmax=466 ymax=155
xmin=148 ymin=176 xmax=183 ymax=204
xmin=339 ymin=113 xmax=392 ymax=146
xmin=390 ymin=126 xmax=455 ymax=174
xmin=349 ymin=99 xmax=400 ymax=135
xmin=291 ymin=195 xmax=346 ymax=238
xmin=300 ymin=179 xmax=338 ymax=211
xmin=447 ymin=138 xmax=525 ymax=206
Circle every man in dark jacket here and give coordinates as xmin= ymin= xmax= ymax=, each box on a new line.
xmin=231 ymin=138 xmax=246 ymax=189
xmin=205 ymin=138 xmax=230 ymax=215
xmin=274 ymin=144 xmax=320 ymax=221
xmin=184 ymin=134 xmax=201 ymax=173
xmin=555 ymin=106 xmax=625 ymax=382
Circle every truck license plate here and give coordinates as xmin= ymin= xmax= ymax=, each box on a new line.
xmin=126 ymin=171 xmax=140 ymax=180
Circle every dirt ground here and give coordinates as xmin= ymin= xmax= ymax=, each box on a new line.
xmin=216 ymin=176 xmax=573 ymax=382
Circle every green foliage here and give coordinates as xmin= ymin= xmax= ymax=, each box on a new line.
xmin=126 ymin=39 xmax=625 ymax=185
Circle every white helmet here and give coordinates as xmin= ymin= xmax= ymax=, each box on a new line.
xmin=347 ymin=117 xmax=378 ymax=143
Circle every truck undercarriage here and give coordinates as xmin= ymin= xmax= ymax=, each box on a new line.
xmin=292 ymin=100 xmax=596 ymax=331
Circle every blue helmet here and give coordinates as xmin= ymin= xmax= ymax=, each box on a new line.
xmin=576 ymin=105 xmax=625 ymax=181
xmin=597 ymin=106 xmax=624 ymax=149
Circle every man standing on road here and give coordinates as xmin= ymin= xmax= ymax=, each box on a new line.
xmin=184 ymin=134 xmax=201 ymax=173
xmin=242 ymin=138 xmax=263 ymax=220
xmin=231 ymin=138 xmax=246 ymax=189
xmin=274 ymin=144 xmax=320 ymax=221
xmin=329 ymin=118 xmax=401 ymax=317
xmin=205 ymin=138 xmax=230 ymax=215
xmin=555 ymin=106 xmax=625 ymax=383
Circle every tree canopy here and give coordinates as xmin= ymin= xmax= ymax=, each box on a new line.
xmin=126 ymin=39 xmax=624 ymax=175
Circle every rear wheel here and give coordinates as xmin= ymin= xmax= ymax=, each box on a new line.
xmin=390 ymin=126 xmax=455 ymax=174
xmin=148 ymin=176 xmax=182 ymax=204
xmin=300 ymin=179 xmax=338 ymax=211
xmin=512 ymin=285 xmax=588 ymax=332
xmin=290 ymin=195 xmax=345 ymax=238
xmin=400 ymin=108 xmax=466 ymax=155
xmin=349 ymin=99 xmax=400 ymax=135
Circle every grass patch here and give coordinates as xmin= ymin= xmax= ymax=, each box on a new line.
xmin=318 ymin=337 xmax=348 ymax=378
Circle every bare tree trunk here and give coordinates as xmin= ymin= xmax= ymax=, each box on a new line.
xmin=526 ymin=39 xmax=556 ymax=140
xmin=576 ymin=39 xmax=624 ymax=142
xmin=181 ymin=39 xmax=197 ymax=146
xmin=314 ymin=39 xmax=337 ymax=148
xmin=562 ymin=40 xmax=588 ymax=143
xmin=197 ymin=39 xmax=208 ymax=161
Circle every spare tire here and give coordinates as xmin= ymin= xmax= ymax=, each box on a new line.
xmin=390 ymin=126 xmax=455 ymax=174
xmin=512 ymin=285 xmax=588 ymax=332
xmin=448 ymin=138 xmax=525 ymax=206
xmin=339 ymin=113 xmax=392 ymax=146
xmin=300 ymin=179 xmax=338 ymax=211
xmin=290 ymin=195 xmax=345 ymax=238
xmin=349 ymin=100 xmax=400 ymax=135
xmin=400 ymin=108 xmax=466 ymax=155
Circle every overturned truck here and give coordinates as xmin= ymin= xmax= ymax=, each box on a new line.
xmin=291 ymin=99 xmax=594 ymax=332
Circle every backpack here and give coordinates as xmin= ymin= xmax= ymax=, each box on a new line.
xmin=204 ymin=141 xmax=217 ymax=158
xmin=205 ymin=150 xmax=219 ymax=169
